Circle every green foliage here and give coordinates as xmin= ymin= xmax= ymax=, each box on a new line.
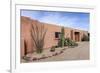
xmin=81 ymin=34 xmax=89 ymax=41
xmin=60 ymin=27 xmax=65 ymax=47
xmin=31 ymin=23 xmax=47 ymax=54
xmin=23 ymin=56 xmax=31 ymax=61
xmin=58 ymin=27 xmax=78 ymax=48
xmin=50 ymin=46 xmax=55 ymax=52
xmin=36 ymin=48 xmax=43 ymax=54
xmin=64 ymin=38 xmax=78 ymax=47
xmin=55 ymin=45 xmax=59 ymax=48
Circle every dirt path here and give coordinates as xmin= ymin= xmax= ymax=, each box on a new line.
xmin=34 ymin=42 xmax=89 ymax=62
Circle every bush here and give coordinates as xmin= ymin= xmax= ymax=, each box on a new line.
xmin=36 ymin=48 xmax=43 ymax=54
xmin=58 ymin=27 xmax=78 ymax=47
xmin=55 ymin=45 xmax=59 ymax=48
xmin=81 ymin=34 xmax=89 ymax=41
xmin=58 ymin=38 xmax=78 ymax=47
xmin=64 ymin=38 xmax=78 ymax=47
xmin=50 ymin=46 xmax=55 ymax=52
xmin=23 ymin=56 xmax=31 ymax=61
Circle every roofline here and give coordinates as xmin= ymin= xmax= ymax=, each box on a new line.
xmin=21 ymin=16 xmax=89 ymax=32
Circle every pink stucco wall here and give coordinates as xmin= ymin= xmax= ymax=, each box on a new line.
xmin=20 ymin=16 xmax=89 ymax=58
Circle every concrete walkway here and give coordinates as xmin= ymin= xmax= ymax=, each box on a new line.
xmin=34 ymin=42 xmax=89 ymax=62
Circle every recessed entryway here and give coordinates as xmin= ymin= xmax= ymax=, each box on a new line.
xmin=74 ymin=32 xmax=80 ymax=42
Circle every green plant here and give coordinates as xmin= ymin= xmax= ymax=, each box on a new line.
xmin=58 ymin=27 xmax=78 ymax=48
xmin=50 ymin=46 xmax=55 ymax=52
xmin=36 ymin=48 xmax=43 ymax=54
xmin=64 ymin=38 xmax=78 ymax=47
xmin=61 ymin=27 xmax=65 ymax=47
xmin=31 ymin=23 xmax=47 ymax=54
xmin=81 ymin=34 xmax=89 ymax=41
xmin=58 ymin=27 xmax=65 ymax=47
xmin=23 ymin=56 xmax=31 ymax=61
xmin=55 ymin=45 xmax=59 ymax=48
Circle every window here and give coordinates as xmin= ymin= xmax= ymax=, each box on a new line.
xmin=55 ymin=32 xmax=61 ymax=38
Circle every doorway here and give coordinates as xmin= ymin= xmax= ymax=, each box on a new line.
xmin=74 ymin=32 xmax=80 ymax=41
xmin=24 ymin=40 xmax=27 ymax=55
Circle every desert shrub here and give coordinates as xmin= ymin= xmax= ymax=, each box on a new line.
xmin=31 ymin=22 xmax=47 ymax=54
xmin=50 ymin=46 xmax=55 ymax=52
xmin=81 ymin=34 xmax=89 ymax=41
xmin=64 ymin=38 xmax=78 ymax=47
xmin=36 ymin=48 xmax=43 ymax=54
xmin=58 ymin=38 xmax=78 ymax=47
xmin=23 ymin=56 xmax=31 ymax=61
xmin=58 ymin=27 xmax=78 ymax=47
xmin=55 ymin=45 xmax=59 ymax=48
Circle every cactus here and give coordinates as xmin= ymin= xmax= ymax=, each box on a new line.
xmin=60 ymin=27 xmax=65 ymax=47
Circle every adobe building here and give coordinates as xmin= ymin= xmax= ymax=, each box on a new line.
xmin=21 ymin=16 xmax=89 ymax=58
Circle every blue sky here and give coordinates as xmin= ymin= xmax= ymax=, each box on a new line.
xmin=21 ymin=10 xmax=90 ymax=31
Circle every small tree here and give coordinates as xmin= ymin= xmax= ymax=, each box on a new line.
xmin=31 ymin=22 xmax=47 ymax=54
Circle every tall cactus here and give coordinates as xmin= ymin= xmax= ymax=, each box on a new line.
xmin=61 ymin=27 xmax=65 ymax=47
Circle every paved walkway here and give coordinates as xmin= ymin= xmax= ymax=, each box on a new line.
xmin=34 ymin=42 xmax=89 ymax=62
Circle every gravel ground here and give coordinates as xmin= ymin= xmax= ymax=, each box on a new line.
xmin=21 ymin=42 xmax=89 ymax=63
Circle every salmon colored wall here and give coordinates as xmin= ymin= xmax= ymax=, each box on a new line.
xmin=44 ymin=24 xmax=61 ymax=48
xmin=21 ymin=16 xmax=34 ymax=58
xmin=21 ymin=16 xmax=89 ymax=58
